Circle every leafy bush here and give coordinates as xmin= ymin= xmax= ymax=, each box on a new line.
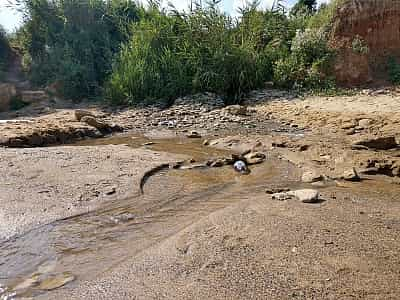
xmin=15 ymin=0 xmax=143 ymax=99
xmin=274 ymin=27 xmax=335 ymax=89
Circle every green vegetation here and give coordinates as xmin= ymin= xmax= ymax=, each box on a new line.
xmin=388 ymin=57 xmax=400 ymax=85
xmin=11 ymin=0 xmax=341 ymax=105
xmin=0 ymin=25 xmax=10 ymax=81
xmin=351 ymin=35 xmax=369 ymax=55
xmin=13 ymin=0 xmax=142 ymax=99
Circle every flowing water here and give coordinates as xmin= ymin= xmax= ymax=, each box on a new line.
xmin=0 ymin=135 xmax=301 ymax=299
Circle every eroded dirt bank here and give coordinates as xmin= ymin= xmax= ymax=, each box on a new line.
xmin=1 ymin=89 xmax=400 ymax=299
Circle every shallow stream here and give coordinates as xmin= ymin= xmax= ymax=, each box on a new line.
xmin=0 ymin=135 xmax=301 ymax=299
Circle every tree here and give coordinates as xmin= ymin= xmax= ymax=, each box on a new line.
xmin=291 ymin=0 xmax=317 ymax=16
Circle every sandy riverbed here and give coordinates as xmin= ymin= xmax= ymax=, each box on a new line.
xmin=1 ymin=89 xmax=400 ymax=299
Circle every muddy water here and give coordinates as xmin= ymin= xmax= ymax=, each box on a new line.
xmin=0 ymin=136 xmax=300 ymax=299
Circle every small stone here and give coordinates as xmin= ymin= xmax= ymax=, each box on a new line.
xmin=341 ymin=122 xmax=357 ymax=130
xmin=74 ymin=109 xmax=95 ymax=121
xmin=346 ymin=128 xmax=356 ymax=135
xmin=187 ymin=131 xmax=201 ymax=138
xmin=342 ymin=168 xmax=361 ymax=182
xmin=288 ymin=189 xmax=320 ymax=203
xmin=105 ymin=186 xmax=117 ymax=195
xmin=266 ymin=187 xmax=290 ymax=194
xmin=244 ymin=152 xmax=266 ymax=165
xmin=210 ymin=159 xmax=225 ymax=167
xmin=81 ymin=116 xmax=110 ymax=131
xmin=223 ymin=105 xmax=247 ymax=116
xmin=301 ymin=170 xmax=323 ymax=183
xmin=358 ymin=119 xmax=372 ymax=128
xmin=358 ymin=167 xmax=380 ymax=175
xmin=271 ymin=192 xmax=293 ymax=201
xmin=203 ymin=139 xmax=210 ymax=146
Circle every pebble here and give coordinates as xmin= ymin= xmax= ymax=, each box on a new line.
xmin=289 ymin=189 xmax=320 ymax=203
xmin=342 ymin=168 xmax=361 ymax=182
xmin=272 ymin=189 xmax=320 ymax=203
xmin=301 ymin=170 xmax=323 ymax=183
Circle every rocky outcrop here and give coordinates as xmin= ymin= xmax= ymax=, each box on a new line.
xmin=331 ymin=0 xmax=400 ymax=86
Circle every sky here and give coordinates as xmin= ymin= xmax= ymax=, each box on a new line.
xmin=0 ymin=0 xmax=329 ymax=32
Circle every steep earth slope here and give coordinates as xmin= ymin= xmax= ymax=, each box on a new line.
xmin=331 ymin=0 xmax=400 ymax=86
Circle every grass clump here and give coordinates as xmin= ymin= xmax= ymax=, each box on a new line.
xmin=107 ymin=3 xmax=271 ymax=105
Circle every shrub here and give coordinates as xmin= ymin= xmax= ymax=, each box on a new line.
xmin=274 ymin=27 xmax=335 ymax=89
xmin=15 ymin=0 xmax=143 ymax=99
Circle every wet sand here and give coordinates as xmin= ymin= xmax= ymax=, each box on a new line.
xmin=0 ymin=144 xmax=186 ymax=240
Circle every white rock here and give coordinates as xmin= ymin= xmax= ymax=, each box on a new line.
xmin=288 ymin=189 xmax=320 ymax=203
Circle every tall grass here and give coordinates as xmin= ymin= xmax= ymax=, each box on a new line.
xmin=107 ymin=3 xmax=294 ymax=105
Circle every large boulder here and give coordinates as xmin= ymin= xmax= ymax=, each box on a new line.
xmin=0 ymin=83 xmax=17 ymax=111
